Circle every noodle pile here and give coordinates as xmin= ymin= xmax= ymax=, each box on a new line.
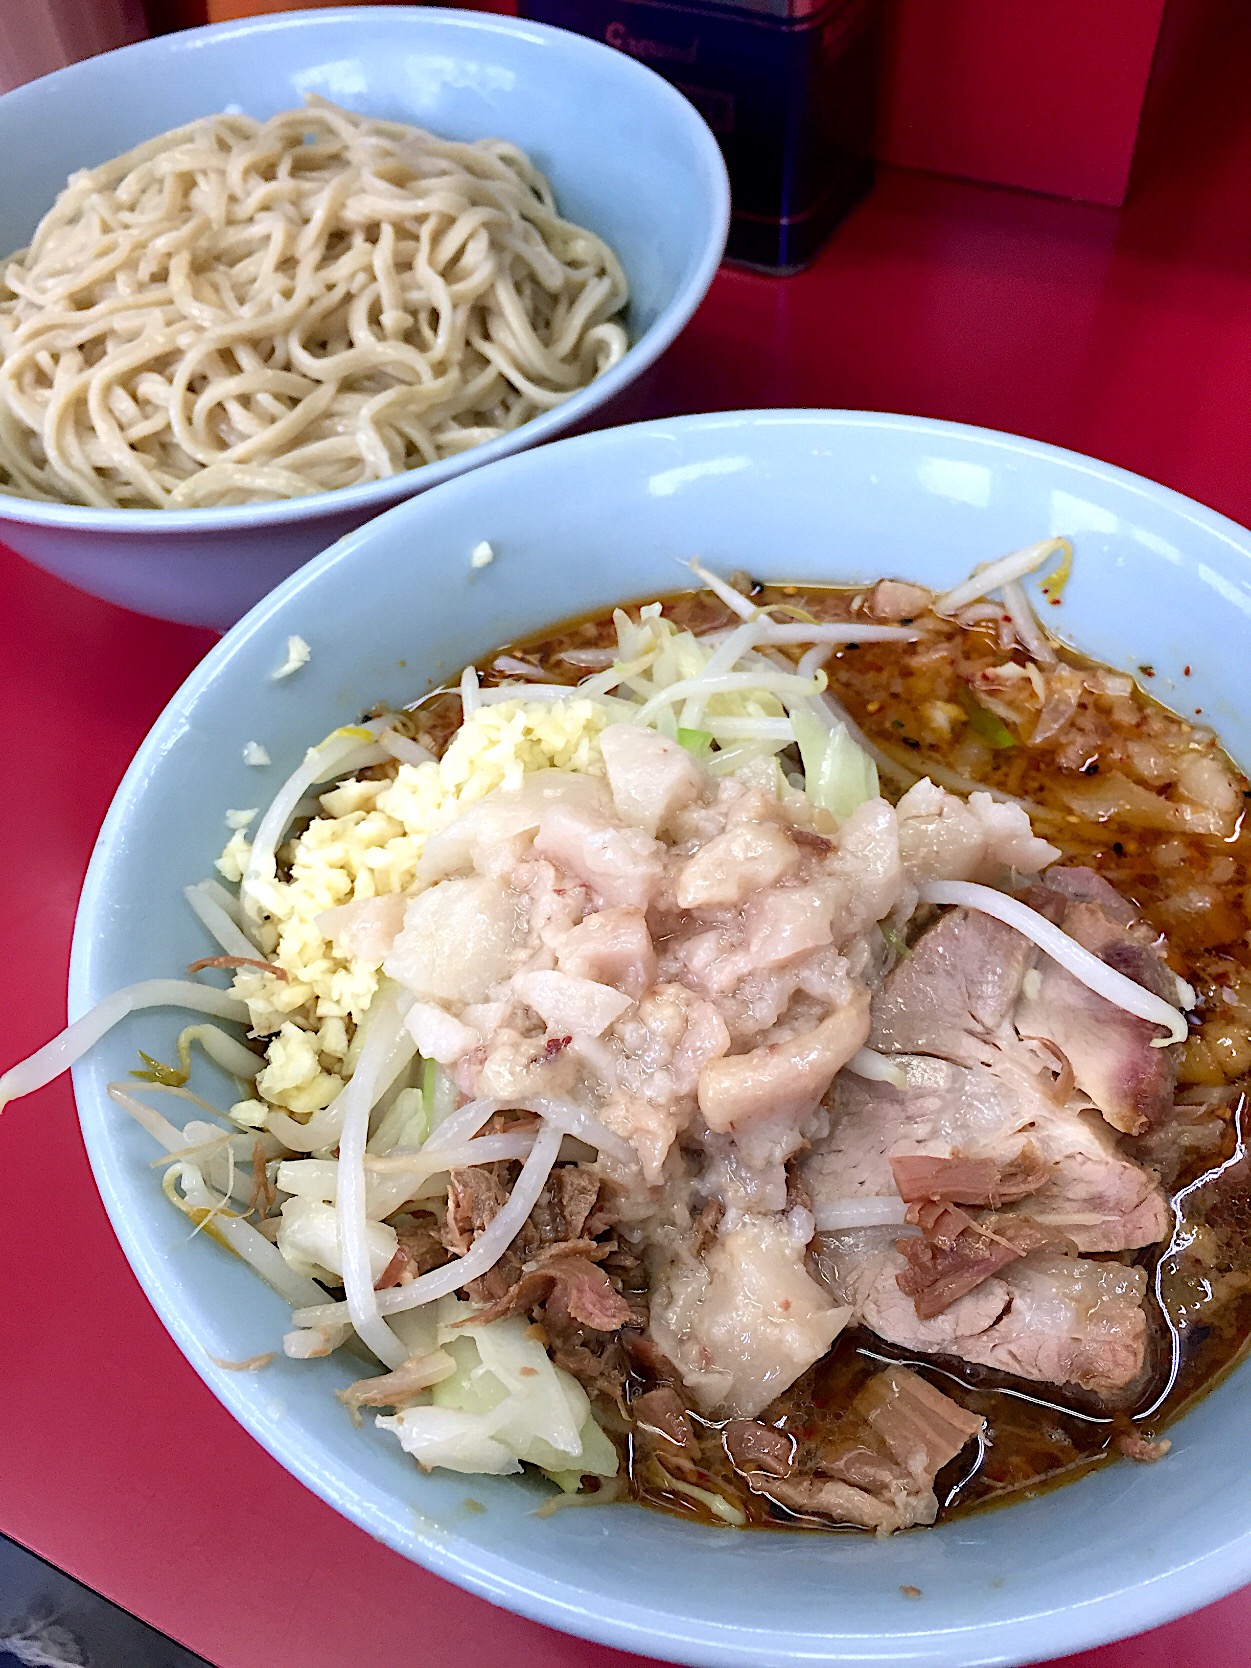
xmin=0 ymin=98 xmax=630 ymax=509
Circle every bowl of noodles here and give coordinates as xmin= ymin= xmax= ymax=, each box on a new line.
xmin=11 ymin=408 xmax=1251 ymax=1665
xmin=0 ymin=7 xmax=728 ymax=628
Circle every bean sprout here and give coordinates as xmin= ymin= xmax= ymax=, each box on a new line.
xmin=920 ymin=880 xmax=1189 ymax=1044
xmin=184 ymin=880 xmax=262 ymax=957
xmin=378 ymin=727 xmax=436 ymax=768
xmin=934 ymin=537 xmax=1072 ymax=615
xmin=813 ymin=1197 xmax=911 ymax=1231
xmin=0 ymin=980 xmax=250 ymax=1113
xmin=293 ymin=1120 xmax=565 ymax=1326
xmin=336 ymin=989 xmax=410 ymax=1368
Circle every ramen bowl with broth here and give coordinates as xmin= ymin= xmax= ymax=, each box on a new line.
xmin=60 ymin=411 xmax=1251 ymax=1666
xmin=0 ymin=7 xmax=728 ymax=628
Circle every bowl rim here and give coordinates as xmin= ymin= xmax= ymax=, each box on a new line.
xmin=0 ymin=4 xmax=730 ymax=535
xmin=69 ymin=407 xmax=1251 ymax=1667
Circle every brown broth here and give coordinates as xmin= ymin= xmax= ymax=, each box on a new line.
xmin=408 ymin=582 xmax=1251 ymax=1530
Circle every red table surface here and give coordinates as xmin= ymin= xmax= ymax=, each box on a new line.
xmin=5 ymin=5 xmax=1251 ymax=1666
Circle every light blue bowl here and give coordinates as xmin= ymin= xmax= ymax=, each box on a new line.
xmin=71 ymin=411 xmax=1251 ymax=1666
xmin=0 ymin=7 xmax=727 ymax=629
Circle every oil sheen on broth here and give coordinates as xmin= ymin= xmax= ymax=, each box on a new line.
xmin=407 ymin=580 xmax=1251 ymax=1530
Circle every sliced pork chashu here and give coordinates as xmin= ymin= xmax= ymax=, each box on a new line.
xmin=804 ymin=866 xmax=1174 ymax=1395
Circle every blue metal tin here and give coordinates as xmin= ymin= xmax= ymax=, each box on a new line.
xmin=519 ymin=0 xmax=880 ymax=272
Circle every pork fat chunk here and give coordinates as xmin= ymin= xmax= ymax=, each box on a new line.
xmin=600 ymin=724 xmax=707 ymax=837
xmin=699 ymin=991 xmax=871 ymax=1132
xmin=652 ymin=1213 xmax=851 ymax=1418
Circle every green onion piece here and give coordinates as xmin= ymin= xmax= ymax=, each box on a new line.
xmin=677 ymin=727 xmax=715 ymax=763
xmin=131 ymin=1050 xmax=189 ymax=1087
xmin=958 ymin=690 xmax=1017 ymax=750
xmin=880 ymin=923 xmax=909 ymax=959
xmin=1038 ymin=537 xmax=1074 ymax=604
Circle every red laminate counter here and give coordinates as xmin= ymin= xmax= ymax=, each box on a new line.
xmin=3 ymin=3 xmax=1251 ymax=1664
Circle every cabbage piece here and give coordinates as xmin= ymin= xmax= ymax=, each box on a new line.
xmin=377 ymin=1404 xmax=520 ymax=1475
xmin=792 ymin=707 xmax=879 ymax=821
xmin=274 ymin=1155 xmax=420 ymax=1219
xmin=428 ymin=1062 xmax=458 ymax=1129
xmin=544 ymin=1415 xmax=620 ymax=1492
xmin=368 ymin=1083 xmax=429 ymax=1154
xmin=436 ymin=1308 xmax=581 ymax=1465
xmin=376 ymin=1300 xmax=618 ymax=1482
xmin=276 ymin=1196 xmax=397 ymax=1282
xmin=389 ymin=1303 xmax=439 ymax=1358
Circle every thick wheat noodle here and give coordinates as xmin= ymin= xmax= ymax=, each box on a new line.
xmin=0 ymin=97 xmax=629 ymax=509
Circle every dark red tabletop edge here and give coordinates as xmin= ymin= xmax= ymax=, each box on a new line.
xmin=4 ymin=2 xmax=1251 ymax=1664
